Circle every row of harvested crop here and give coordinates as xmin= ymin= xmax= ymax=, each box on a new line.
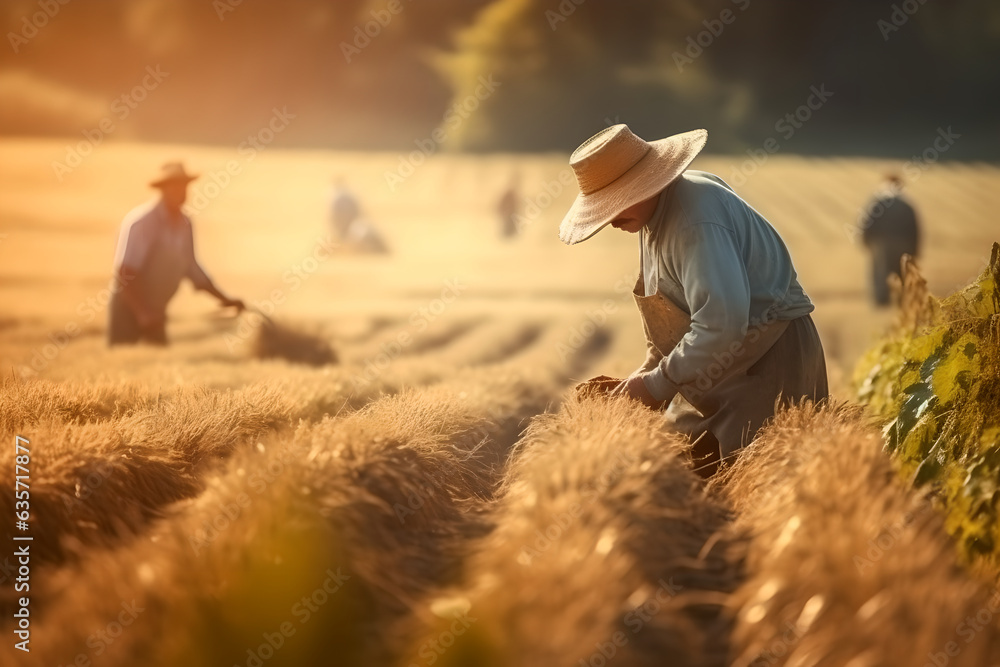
xmin=0 ymin=316 xmax=611 ymax=666
xmin=398 ymin=398 xmax=1000 ymax=666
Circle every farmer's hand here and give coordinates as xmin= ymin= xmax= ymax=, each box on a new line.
xmin=574 ymin=375 xmax=622 ymax=398
xmin=220 ymin=297 xmax=245 ymax=312
xmin=612 ymin=374 xmax=666 ymax=410
xmin=134 ymin=307 xmax=163 ymax=332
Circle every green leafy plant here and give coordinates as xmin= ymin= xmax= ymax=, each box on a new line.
xmin=854 ymin=242 xmax=1000 ymax=562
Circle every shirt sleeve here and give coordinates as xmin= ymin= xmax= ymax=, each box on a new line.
xmin=859 ymin=200 xmax=878 ymax=246
xmin=642 ymin=222 xmax=751 ymax=401
xmin=184 ymin=221 xmax=213 ymax=290
xmin=116 ymin=219 xmax=153 ymax=273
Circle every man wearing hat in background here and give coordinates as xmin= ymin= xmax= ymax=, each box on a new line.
xmin=858 ymin=172 xmax=921 ymax=307
xmin=562 ymin=125 xmax=828 ymax=474
xmin=108 ymin=161 xmax=245 ymax=346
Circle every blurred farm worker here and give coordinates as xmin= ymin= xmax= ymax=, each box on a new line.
xmin=497 ymin=174 xmax=520 ymax=238
xmin=342 ymin=216 xmax=390 ymax=254
xmin=328 ymin=177 xmax=390 ymax=253
xmin=858 ymin=173 xmax=921 ymax=306
xmin=108 ymin=162 xmax=245 ymax=345
xmin=329 ymin=176 xmax=360 ymax=241
xmin=561 ymin=125 xmax=828 ymax=471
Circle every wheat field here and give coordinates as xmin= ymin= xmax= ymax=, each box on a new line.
xmin=1 ymin=139 xmax=999 ymax=666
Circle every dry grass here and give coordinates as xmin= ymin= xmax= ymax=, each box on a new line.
xmin=399 ymin=396 xmax=744 ymax=667
xmin=0 ymin=380 xmax=291 ymax=572
xmin=2 ymin=386 xmax=501 ymax=666
xmin=0 ymin=376 xmax=158 ymax=432
xmin=1 ymin=141 xmax=997 ymax=665
xmin=0 ymin=309 xmax=608 ymax=666
xmin=249 ymin=315 xmax=339 ymax=366
xmin=717 ymin=403 xmax=1000 ymax=667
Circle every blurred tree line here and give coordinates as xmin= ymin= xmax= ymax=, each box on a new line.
xmin=1 ymin=0 xmax=998 ymax=157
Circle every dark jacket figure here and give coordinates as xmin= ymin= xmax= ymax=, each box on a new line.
xmin=859 ymin=176 xmax=920 ymax=306
xmin=497 ymin=178 xmax=520 ymax=239
xmin=329 ymin=178 xmax=360 ymax=241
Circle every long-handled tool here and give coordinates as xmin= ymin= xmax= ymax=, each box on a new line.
xmin=220 ymin=305 xmax=338 ymax=366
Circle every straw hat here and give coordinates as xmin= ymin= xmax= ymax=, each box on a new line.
xmin=559 ymin=125 xmax=707 ymax=245
xmin=150 ymin=161 xmax=198 ymax=188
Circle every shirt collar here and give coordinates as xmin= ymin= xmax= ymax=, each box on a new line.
xmin=642 ymin=180 xmax=675 ymax=246
xmin=154 ymin=199 xmax=186 ymax=226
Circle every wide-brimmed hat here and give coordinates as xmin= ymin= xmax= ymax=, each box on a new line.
xmin=559 ymin=125 xmax=707 ymax=245
xmin=150 ymin=161 xmax=198 ymax=188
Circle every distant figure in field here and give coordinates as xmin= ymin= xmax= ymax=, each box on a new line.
xmin=858 ymin=173 xmax=921 ymax=306
xmin=108 ymin=162 xmax=244 ymax=346
xmin=497 ymin=174 xmax=521 ymax=238
xmin=328 ymin=177 xmax=389 ymax=254
xmin=329 ymin=177 xmax=360 ymax=241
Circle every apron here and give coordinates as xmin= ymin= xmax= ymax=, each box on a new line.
xmin=633 ymin=252 xmax=828 ymax=463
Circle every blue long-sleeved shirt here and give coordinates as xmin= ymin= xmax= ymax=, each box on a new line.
xmin=640 ymin=170 xmax=814 ymax=400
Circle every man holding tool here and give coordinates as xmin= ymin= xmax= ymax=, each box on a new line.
xmin=108 ymin=161 xmax=245 ymax=346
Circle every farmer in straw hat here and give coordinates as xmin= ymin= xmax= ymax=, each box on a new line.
xmin=562 ymin=125 xmax=828 ymax=473
xmin=108 ymin=162 xmax=245 ymax=345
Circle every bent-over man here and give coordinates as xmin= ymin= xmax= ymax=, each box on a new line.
xmin=561 ymin=125 xmax=828 ymax=475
